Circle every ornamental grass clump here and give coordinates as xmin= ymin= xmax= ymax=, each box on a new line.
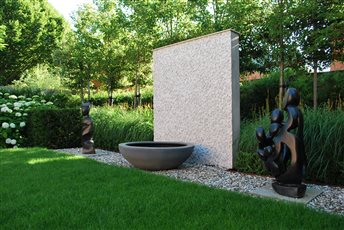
xmin=0 ymin=91 xmax=55 ymax=148
xmin=91 ymin=106 xmax=153 ymax=150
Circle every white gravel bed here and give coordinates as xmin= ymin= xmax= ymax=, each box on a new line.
xmin=56 ymin=148 xmax=344 ymax=216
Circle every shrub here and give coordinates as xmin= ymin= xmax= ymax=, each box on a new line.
xmin=91 ymin=107 xmax=153 ymax=151
xmin=0 ymin=91 xmax=55 ymax=148
xmin=26 ymin=108 xmax=82 ymax=148
xmin=236 ymin=107 xmax=344 ymax=185
xmin=0 ymin=86 xmax=76 ymax=108
xmin=11 ymin=64 xmax=64 ymax=90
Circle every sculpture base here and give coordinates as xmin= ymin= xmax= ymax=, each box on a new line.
xmin=272 ymin=181 xmax=306 ymax=198
xmin=82 ymin=140 xmax=95 ymax=154
xmin=82 ymin=149 xmax=95 ymax=154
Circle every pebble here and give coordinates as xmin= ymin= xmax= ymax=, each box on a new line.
xmin=56 ymin=148 xmax=344 ymax=216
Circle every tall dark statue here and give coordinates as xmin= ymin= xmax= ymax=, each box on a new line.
xmin=82 ymin=102 xmax=96 ymax=154
xmin=256 ymin=88 xmax=307 ymax=198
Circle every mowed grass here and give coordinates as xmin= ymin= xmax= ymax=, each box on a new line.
xmin=0 ymin=148 xmax=343 ymax=229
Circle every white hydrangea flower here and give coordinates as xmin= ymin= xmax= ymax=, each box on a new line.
xmin=0 ymin=104 xmax=6 ymax=107
xmin=23 ymin=113 xmax=28 ymax=116
xmin=2 ymin=122 xmax=10 ymax=129
xmin=41 ymin=99 xmax=46 ymax=103
xmin=20 ymin=122 xmax=26 ymax=127
xmin=25 ymin=102 xmax=31 ymax=106
xmin=1 ymin=107 xmax=8 ymax=112
xmin=9 ymin=95 xmax=17 ymax=99
xmin=4 ymin=93 xmax=9 ymax=96
xmin=18 ymin=95 xmax=25 ymax=99
xmin=6 ymin=102 xmax=11 ymax=105
xmin=13 ymin=102 xmax=22 ymax=107
xmin=32 ymin=95 xmax=39 ymax=98
xmin=46 ymin=101 xmax=53 ymax=105
xmin=10 ymin=139 xmax=17 ymax=145
xmin=15 ymin=112 xmax=22 ymax=117
xmin=26 ymin=98 xmax=32 ymax=101
xmin=0 ymin=92 xmax=3 ymax=95
xmin=7 ymin=109 xmax=13 ymax=113
xmin=5 ymin=138 xmax=11 ymax=144
xmin=10 ymin=123 xmax=16 ymax=128
xmin=14 ymin=107 xmax=20 ymax=110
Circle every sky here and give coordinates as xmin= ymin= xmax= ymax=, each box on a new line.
xmin=48 ymin=0 xmax=92 ymax=24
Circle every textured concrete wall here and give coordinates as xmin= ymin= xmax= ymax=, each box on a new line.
xmin=153 ymin=30 xmax=240 ymax=169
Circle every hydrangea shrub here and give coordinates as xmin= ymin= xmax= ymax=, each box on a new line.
xmin=0 ymin=92 xmax=55 ymax=148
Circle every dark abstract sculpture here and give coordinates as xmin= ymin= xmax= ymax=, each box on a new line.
xmin=256 ymin=88 xmax=307 ymax=198
xmin=82 ymin=102 xmax=95 ymax=154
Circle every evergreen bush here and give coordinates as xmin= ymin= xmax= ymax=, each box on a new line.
xmin=26 ymin=108 xmax=82 ymax=148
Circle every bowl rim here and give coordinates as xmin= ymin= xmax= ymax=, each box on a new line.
xmin=119 ymin=141 xmax=194 ymax=150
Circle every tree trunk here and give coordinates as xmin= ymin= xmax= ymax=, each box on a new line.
xmin=134 ymin=70 xmax=140 ymax=108
xmin=279 ymin=61 xmax=285 ymax=109
xmin=87 ymin=75 xmax=91 ymax=102
xmin=134 ymin=51 xmax=141 ymax=109
xmin=278 ymin=0 xmax=285 ymax=109
xmin=107 ymin=86 xmax=113 ymax=106
xmin=313 ymin=60 xmax=318 ymax=109
xmin=81 ymin=85 xmax=84 ymax=104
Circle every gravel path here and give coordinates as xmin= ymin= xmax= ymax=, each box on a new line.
xmin=56 ymin=148 xmax=344 ymax=216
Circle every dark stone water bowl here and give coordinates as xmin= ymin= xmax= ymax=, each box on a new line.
xmin=119 ymin=141 xmax=194 ymax=171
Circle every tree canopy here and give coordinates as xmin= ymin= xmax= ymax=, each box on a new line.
xmin=0 ymin=0 xmax=66 ymax=85
xmin=1 ymin=0 xmax=343 ymax=108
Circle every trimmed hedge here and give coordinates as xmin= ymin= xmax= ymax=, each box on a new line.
xmin=236 ymin=107 xmax=344 ymax=185
xmin=26 ymin=108 xmax=82 ymax=148
xmin=240 ymin=70 xmax=344 ymax=119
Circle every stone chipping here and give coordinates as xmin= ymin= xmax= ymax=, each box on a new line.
xmin=56 ymin=148 xmax=344 ymax=216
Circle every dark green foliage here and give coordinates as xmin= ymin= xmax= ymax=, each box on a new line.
xmin=91 ymin=107 xmax=153 ymax=151
xmin=236 ymin=108 xmax=344 ymax=185
xmin=240 ymin=71 xmax=344 ymax=119
xmin=291 ymin=71 xmax=344 ymax=109
xmin=26 ymin=108 xmax=82 ymax=148
xmin=240 ymin=73 xmax=280 ymax=119
xmin=1 ymin=148 xmax=343 ymax=229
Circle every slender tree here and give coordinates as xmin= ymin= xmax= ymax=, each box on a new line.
xmin=293 ymin=0 xmax=344 ymax=108
xmin=94 ymin=0 xmax=129 ymax=105
xmin=121 ymin=0 xmax=159 ymax=107
xmin=261 ymin=0 xmax=300 ymax=108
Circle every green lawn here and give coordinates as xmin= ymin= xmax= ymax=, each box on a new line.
xmin=1 ymin=148 xmax=343 ymax=229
